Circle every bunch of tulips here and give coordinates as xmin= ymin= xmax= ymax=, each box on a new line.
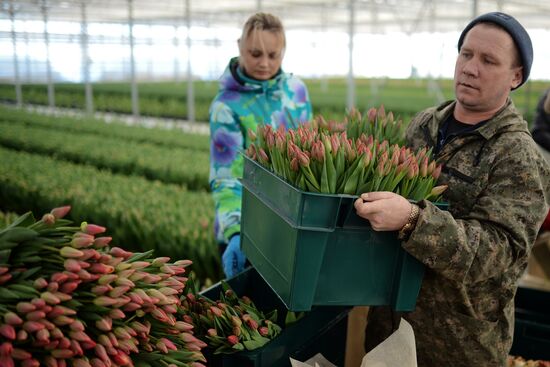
xmin=0 ymin=206 xmax=207 ymax=367
xmin=246 ymin=106 xmax=447 ymax=201
xmin=179 ymin=279 xmax=282 ymax=355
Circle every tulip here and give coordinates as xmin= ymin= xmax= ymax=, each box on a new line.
xmin=93 ymin=236 xmax=112 ymax=248
xmin=227 ymin=335 xmax=239 ymax=345
xmin=41 ymin=213 xmax=56 ymax=225
xmin=81 ymin=222 xmax=106 ymax=235
xmin=21 ymin=359 xmax=40 ymax=367
xmin=4 ymin=312 xmax=23 ymax=326
xmin=50 ymin=205 xmax=71 ymax=219
xmin=0 ymin=325 xmax=16 ymax=340
xmin=60 ymin=246 xmax=84 ymax=258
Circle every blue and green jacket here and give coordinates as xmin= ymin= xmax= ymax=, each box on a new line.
xmin=209 ymin=57 xmax=312 ymax=244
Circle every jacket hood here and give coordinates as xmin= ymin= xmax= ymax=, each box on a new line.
xmin=218 ymin=57 xmax=286 ymax=94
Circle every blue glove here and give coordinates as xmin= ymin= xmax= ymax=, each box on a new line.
xmin=222 ymin=234 xmax=246 ymax=278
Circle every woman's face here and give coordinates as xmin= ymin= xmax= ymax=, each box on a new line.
xmin=239 ymin=30 xmax=285 ymax=81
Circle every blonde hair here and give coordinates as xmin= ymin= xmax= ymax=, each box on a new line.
xmin=240 ymin=12 xmax=286 ymax=48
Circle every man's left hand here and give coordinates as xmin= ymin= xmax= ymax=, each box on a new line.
xmin=354 ymin=192 xmax=412 ymax=231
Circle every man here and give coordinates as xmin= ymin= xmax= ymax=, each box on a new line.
xmin=354 ymin=12 xmax=550 ymax=366
xmin=531 ymin=88 xmax=550 ymax=162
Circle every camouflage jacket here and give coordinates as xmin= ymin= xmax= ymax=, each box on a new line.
xmin=372 ymin=99 xmax=550 ymax=366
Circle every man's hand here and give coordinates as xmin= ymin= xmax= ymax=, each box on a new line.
xmin=353 ymin=192 xmax=412 ymax=231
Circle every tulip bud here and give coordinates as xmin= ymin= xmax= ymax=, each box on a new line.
xmin=50 ymin=206 xmax=71 ymax=219
xmin=0 ymin=324 xmax=16 ymax=340
xmin=227 ymin=335 xmax=239 ymax=345
xmin=16 ymin=302 xmax=36 ymax=314
xmin=4 ymin=312 xmax=23 ymax=326
xmin=110 ymin=247 xmax=133 ymax=260
xmin=60 ymin=247 xmax=84 ymax=259
xmin=41 ymin=213 xmax=56 ymax=225
xmin=80 ymin=222 xmax=106 ymax=235
xmin=22 ymin=358 xmax=40 ymax=367
xmin=93 ymin=237 xmax=112 ymax=248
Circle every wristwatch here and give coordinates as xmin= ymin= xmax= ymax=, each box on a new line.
xmin=398 ymin=203 xmax=420 ymax=240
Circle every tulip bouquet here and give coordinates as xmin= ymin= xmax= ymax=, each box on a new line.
xmin=179 ymin=279 xmax=282 ymax=355
xmin=246 ymin=106 xmax=447 ymax=201
xmin=0 ymin=206 xmax=207 ymax=367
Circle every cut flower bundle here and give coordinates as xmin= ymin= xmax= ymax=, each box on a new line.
xmin=0 ymin=206 xmax=284 ymax=367
xmin=246 ymin=106 xmax=447 ymax=201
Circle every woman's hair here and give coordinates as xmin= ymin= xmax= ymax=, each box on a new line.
xmin=240 ymin=12 xmax=286 ymax=47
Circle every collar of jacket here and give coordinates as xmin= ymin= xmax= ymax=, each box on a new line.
xmin=219 ymin=57 xmax=285 ymax=95
xmin=422 ymin=97 xmax=530 ymax=143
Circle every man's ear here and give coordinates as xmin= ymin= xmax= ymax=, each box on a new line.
xmin=511 ymin=66 xmax=523 ymax=89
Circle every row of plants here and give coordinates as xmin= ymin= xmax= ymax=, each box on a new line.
xmin=0 ymin=121 xmax=210 ymax=191
xmin=0 ymin=146 xmax=220 ymax=283
xmin=0 ymin=206 xmax=289 ymax=366
xmin=0 ymin=105 xmax=210 ymax=153
xmin=1 ymin=78 xmax=546 ymax=123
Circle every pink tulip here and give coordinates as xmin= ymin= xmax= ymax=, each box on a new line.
xmin=33 ymin=277 xmax=48 ymax=290
xmin=227 ymin=335 xmax=239 ymax=345
xmin=4 ymin=312 xmax=23 ymax=326
xmin=41 ymin=213 xmax=56 ymax=225
xmin=16 ymin=302 xmax=36 ymax=314
xmin=93 ymin=236 xmax=112 ymax=248
xmin=81 ymin=222 xmax=106 ymax=235
xmin=109 ymin=308 xmax=126 ymax=320
xmin=0 ymin=324 xmax=16 ymax=340
xmin=71 ymin=236 xmax=94 ymax=249
xmin=21 ymin=359 xmax=40 ymax=367
xmin=90 ymin=359 xmax=107 ymax=367
xmin=26 ymin=310 xmax=46 ymax=321
xmin=95 ymin=318 xmax=112 ymax=332
xmin=60 ymin=281 xmax=80 ymax=294
xmin=16 ymin=330 xmax=28 ymax=341
xmin=51 ymin=349 xmax=74 ymax=358
xmin=110 ymin=247 xmax=133 ymax=259
xmin=94 ymin=296 xmax=119 ymax=307
xmin=22 ymin=321 xmax=45 ymax=333
xmin=89 ymin=263 xmax=115 ymax=274
xmin=50 ymin=205 xmax=71 ymax=219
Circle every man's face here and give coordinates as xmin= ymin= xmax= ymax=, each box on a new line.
xmin=239 ymin=30 xmax=284 ymax=81
xmin=454 ymin=23 xmax=523 ymax=113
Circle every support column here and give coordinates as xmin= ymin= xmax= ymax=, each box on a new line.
xmin=346 ymin=0 xmax=356 ymax=111
xmin=9 ymin=1 xmax=22 ymax=106
xmin=41 ymin=0 xmax=55 ymax=107
xmin=81 ymin=0 xmax=94 ymax=114
xmin=185 ymin=0 xmax=195 ymax=122
xmin=128 ymin=0 xmax=139 ymax=118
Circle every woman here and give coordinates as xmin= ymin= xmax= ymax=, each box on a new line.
xmin=209 ymin=12 xmax=312 ymax=278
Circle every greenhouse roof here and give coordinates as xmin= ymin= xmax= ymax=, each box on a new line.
xmin=3 ymin=0 xmax=550 ymax=33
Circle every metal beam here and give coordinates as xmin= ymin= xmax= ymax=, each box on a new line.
xmin=9 ymin=0 xmax=22 ymax=107
xmin=81 ymin=0 xmax=93 ymax=114
xmin=185 ymin=0 xmax=195 ymax=123
xmin=42 ymin=0 xmax=55 ymax=107
xmin=128 ymin=0 xmax=140 ymax=118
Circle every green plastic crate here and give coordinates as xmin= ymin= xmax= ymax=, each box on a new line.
xmin=241 ymin=155 xmax=442 ymax=312
xmin=200 ymin=267 xmax=349 ymax=367
xmin=511 ymin=286 xmax=550 ymax=361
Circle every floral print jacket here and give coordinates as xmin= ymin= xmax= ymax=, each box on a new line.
xmin=209 ymin=57 xmax=312 ymax=244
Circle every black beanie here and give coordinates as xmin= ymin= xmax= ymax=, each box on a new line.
xmin=457 ymin=12 xmax=533 ymax=89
